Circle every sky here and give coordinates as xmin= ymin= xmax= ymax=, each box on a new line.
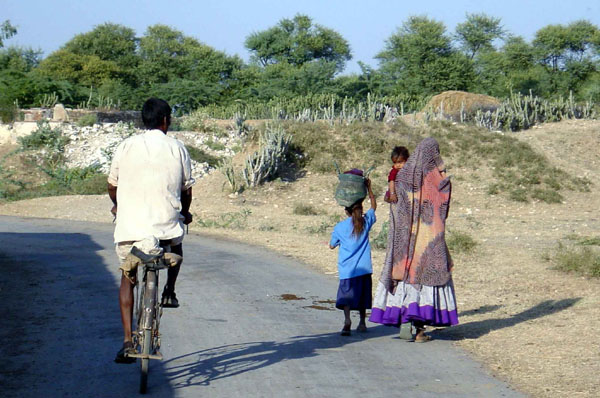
xmin=2 ymin=0 xmax=600 ymax=74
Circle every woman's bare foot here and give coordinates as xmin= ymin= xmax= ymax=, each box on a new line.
xmin=414 ymin=328 xmax=432 ymax=343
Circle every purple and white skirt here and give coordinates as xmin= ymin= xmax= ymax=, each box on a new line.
xmin=369 ymin=279 xmax=459 ymax=327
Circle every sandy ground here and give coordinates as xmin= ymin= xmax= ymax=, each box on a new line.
xmin=1 ymin=120 xmax=599 ymax=397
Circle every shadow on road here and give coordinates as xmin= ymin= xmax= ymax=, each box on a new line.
xmin=433 ymin=298 xmax=581 ymax=340
xmin=164 ymin=325 xmax=397 ymax=389
xmin=0 ymin=230 xmax=175 ymax=398
xmin=164 ymin=299 xmax=580 ymax=389
xmin=458 ymin=304 xmax=502 ymax=317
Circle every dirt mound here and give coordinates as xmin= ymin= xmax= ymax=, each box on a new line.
xmin=424 ymin=90 xmax=501 ymax=121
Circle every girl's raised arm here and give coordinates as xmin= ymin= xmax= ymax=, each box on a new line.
xmin=366 ymin=178 xmax=376 ymax=211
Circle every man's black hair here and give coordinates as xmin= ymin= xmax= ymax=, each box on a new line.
xmin=391 ymin=146 xmax=409 ymax=161
xmin=142 ymin=98 xmax=171 ymax=129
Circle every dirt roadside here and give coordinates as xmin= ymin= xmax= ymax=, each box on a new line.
xmin=1 ymin=120 xmax=599 ymax=397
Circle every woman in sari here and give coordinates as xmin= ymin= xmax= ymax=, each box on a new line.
xmin=369 ymin=137 xmax=458 ymax=342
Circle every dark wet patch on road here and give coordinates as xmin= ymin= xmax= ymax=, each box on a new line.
xmin=280 ymin=293 xmax=305 ymax=301
xmin=303 ymin=304 xmax=334 ymax=311
xmin=314 ymin=299 xmax=335 ymax=305
xmin=280 ymin=294 xmax=336 ymax=310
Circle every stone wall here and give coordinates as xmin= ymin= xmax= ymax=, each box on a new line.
xmin=17 ymin=105 xmax=142 ymax=126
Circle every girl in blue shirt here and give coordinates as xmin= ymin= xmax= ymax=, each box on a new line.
xmin=329 ymin=178 xmax=377 ymax=336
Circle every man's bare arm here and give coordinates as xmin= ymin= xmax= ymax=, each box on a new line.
xmin=181 ymin=187 xmax=193 ymax=224
xmin=108 ymin=183 xmax=117 ymax=216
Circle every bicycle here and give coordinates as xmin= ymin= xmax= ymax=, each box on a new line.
xmin=125 ymin=245 xmax=182 ymax=394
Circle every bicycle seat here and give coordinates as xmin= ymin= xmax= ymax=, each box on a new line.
xmin=130 ymin=246 xmax=163 ymax=263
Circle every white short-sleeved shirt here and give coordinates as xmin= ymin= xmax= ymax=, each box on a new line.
xmin=108 ymin=129 xmax=195 ymax=243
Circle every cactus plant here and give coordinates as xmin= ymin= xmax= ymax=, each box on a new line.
xmin=242 ymin=125 xmax=291 ymax=187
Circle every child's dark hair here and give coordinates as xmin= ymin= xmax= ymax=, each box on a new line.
xmin=345 ymin=200 xmax=365 ymax=238
xmin=391 ymin=146 xmax=409 ymax=162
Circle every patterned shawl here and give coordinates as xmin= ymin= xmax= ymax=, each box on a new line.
xmin=380 ymin=137 xmax=453 ymax=292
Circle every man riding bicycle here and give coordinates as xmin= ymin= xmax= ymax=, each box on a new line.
xmin=107 ymin=98 xmax=195 ymax=364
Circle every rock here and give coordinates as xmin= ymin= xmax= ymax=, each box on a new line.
xmin=52 ymin=104 xmax=69 ymax=122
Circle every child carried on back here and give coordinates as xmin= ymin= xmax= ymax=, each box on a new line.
xmin=384 ymin=146 xmax=409 ymax=203
xmin=330 ymin=170 xmax=377 ymax=336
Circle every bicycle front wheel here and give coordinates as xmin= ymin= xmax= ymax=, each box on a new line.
xmin=140 ymin=328 xmax=152 ymax=394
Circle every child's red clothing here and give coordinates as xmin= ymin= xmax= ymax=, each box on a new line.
xmin=385 ymin=168 xmax=399 ymax=201
xmin=388 ymin=168 xmax=399 ymax=182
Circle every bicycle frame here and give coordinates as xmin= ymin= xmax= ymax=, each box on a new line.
xmin=134 ymin=265 xmax=163 ymax=360
xmin=129 ymin=255 xmax=168 ymax=394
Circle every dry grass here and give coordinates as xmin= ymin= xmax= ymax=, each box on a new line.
xmin=1 ymin=119 xmax=599 ymax=397
xmin=424 ymin=90 xmax=501 ymax=119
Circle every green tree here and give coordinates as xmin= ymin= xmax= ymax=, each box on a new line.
xmin=455 ymin=13 xmax=505 ymax=59
xmin=533 ymin=20 xmax=599 ymax=96
xmin=564 ymin=20 xmax=599 ymax=61
xmin=474 ymin=36 xmax=540 ymax=97
xmin=138 ymin=24 xmax=242 ymax=88
xmin=0 ymin=20 xmax=17 ymax=48
xmin=137 ymin=24 xmax=243 ymax=109
xmin=36 ymin=49 xmax=121 ymax=87
xmin=0 ymin=46 xmax=42 ymax=72
xmin=0 ymin=69 xmax=76 ymax=107
xmin=503 ymin=36 xmax=536 ymax=71
xmin=62 ymin=23 xmax=138 ymax=69
xmin=500 ymin=36 xmax=540 ymax=95
xmin=245 ymin=14 xmax=351 ymax=73
xmin=533 ymin=24 xmax=570 ymax=71
xmin=377 ymin=16 xmax=474 ymax=96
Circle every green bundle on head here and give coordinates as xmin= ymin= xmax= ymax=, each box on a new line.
xmin=334 ymin=162 xmax=373 ymax=207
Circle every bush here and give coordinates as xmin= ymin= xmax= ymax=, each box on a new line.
xmin=446 ymin=230 xmax=477 ymax=254
xmin=546 ymin=242 xmax=600 ymax=278
xmin=1 ymin=166 xmax=107 ymax=201
xmin=185 ymin=145 xmax=221 ymax=167
xmin=77 ymin=113 xmax=98 ymax=127
xmin=372 ymin=220 xmax=389 ymax=250
xmin=69 ymin=172 xmax=107 ymax=194
xmin=0 ymin=97 xmax=17 ymax=123
xmin=205 ymin=139 xmax=226 ymax=151
xmin=293 ymin=203 xmax=319 ymax=215
xmin=196 ymin=208 xmax=252 ymax=228
xmin=179 ymin=110 xmax=226 ymax=136
xmin=18 ymin=121 xmax=69 ymax=152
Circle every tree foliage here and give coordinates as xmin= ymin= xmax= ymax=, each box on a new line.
xmin=245 ymin=14 xmax=351 ymax=72
xmin=377 ymin=16 xmax=474 ymax=96
xmin=0 ymin=20 xmax=17 ymax=48
xmin=63 ymin=23 xmax=138 ymax=68
xmin=0 ymin=15 xmax=599 ymax=114
xmin=455 ymin=13 xmax=505 ymax=59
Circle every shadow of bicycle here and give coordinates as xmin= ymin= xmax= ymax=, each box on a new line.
xmin=164 ymin=325 xmax=397 ymax=388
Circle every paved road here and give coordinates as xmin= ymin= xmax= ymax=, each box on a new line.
xmin=0 ymin=216 xmax=523 ymax=397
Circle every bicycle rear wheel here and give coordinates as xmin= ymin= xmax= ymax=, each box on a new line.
xmin=139 ymin=328 xmax=151 ymax=394
xmin=139 ymin=269 xmax=158 ymax=394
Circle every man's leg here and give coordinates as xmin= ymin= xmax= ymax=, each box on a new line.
xmin=115 ymin=272 xmax=136 ymax=363
xmin=162 ymin=243 xmax=182 ymax=307
xmin=119 ymin=273 xmax=135 ymax=343
xmin=165 ymin=243 xmax=182 ymax=293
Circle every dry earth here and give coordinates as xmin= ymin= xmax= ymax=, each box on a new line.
xmin=1 ymin=120 xmax=599 ymax=397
